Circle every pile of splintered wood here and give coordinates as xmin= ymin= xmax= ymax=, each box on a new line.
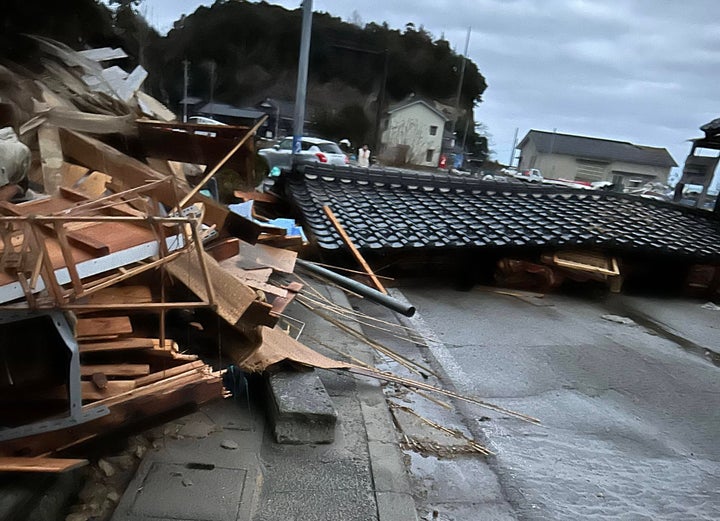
xmin=0 ymin=37 xmax=306 ymax=466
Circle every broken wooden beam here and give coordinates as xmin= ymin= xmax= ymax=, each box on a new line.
xmin=323 ymin=205 xmax=387 ymax=294
xmin=0 ymin=457 xmax=88 ymax=473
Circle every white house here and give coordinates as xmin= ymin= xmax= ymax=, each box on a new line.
xmin=380 ymin=98 xmax=449 ymax=167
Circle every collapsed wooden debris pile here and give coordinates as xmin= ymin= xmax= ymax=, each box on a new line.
xmin=0 ymin=37 xmax=308 ymax=469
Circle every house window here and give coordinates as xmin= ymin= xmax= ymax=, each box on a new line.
xmin=575 ymin=159 xmax=608 ymax=182
xmin=429 ymin=125 xmax=438 ymax=136
xmin=426 ymin=149 xmax=434 ymax=162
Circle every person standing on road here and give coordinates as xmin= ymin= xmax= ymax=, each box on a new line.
xmin=358 ymin=144 xmax=371 ymax=168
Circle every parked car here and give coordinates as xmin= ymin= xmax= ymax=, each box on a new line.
xmin=258 ymin=137 xmax=349 ymax=172
xmin=516 ymin=168 xmax=543 ymax=183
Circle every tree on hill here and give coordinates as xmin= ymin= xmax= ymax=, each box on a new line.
xmin=147 ymin=1 xmax=487 ymax=153
xmin=0 ymin=0 xmax=491 ymax=160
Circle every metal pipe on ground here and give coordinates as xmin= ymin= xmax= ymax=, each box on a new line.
xmin=296 ymin=259 xmax=416 ymax=317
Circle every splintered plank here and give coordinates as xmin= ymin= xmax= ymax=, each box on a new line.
xmin=0 ymin=457 xmax=88 ymax=473
xmin=76 ymin=316 xmax=133 ymax=338
xmin=79 ymin=338 xmax=155 ymax=353
xmin=80 ymin=364 xmax=150 ymax=378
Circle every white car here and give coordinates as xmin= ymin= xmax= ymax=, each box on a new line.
xmin=258 ymin=137 xmax=349 ymax=172
xmin=188 ymin=116 xmax=227 ymax=126
xmin=516 ymin=168 xmax=543 ymax=183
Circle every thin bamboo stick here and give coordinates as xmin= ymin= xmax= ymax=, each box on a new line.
xmin=350 ymin=365 xmax=541 ymax=425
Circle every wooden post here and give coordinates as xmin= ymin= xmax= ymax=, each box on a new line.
xmin=322 ymin=205 xmax=387 ymax=294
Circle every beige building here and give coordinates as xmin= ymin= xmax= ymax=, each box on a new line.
xmin=517 ymin=130 xmax=677 ymax=187
xmin=380 ymin=98 xmax=449 ymax=167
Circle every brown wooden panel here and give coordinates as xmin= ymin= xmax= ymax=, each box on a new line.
xmin=79 ymin=338 xmax=155 ymax=353
xmin=0 ymin=457 xmax=88 ymax=473
xmin=82 ymin=285 xmax=153 ymax=306
xmin=76 ymin=316 xmax=133 ymax=338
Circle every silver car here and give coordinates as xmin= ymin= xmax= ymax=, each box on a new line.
xmin=258 ymin=137 xmax=349 ymax=172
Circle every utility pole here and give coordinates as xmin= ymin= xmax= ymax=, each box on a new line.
xmin=453 ymin=27 xmax=471 ymax=127
xmin=508 ymin=127 xmax=518 ymax=167
xmin=374 ymin=49 xmax=389 ymax=154
xmin=292 ymin=0 xmax=313 ymax=169
xmin=448 ymin=27 xmax=471 ymax=170
xmin=182 ymin=59 xmax=189 ymax=123
xmin=209 ymin=61 xmax=216 ymax=117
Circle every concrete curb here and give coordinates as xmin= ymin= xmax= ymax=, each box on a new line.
xmin=323 ymin=286 xmax=419 ymax=521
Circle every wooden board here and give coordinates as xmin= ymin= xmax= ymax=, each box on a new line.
xmin=206 ymin=238 xmax=240 ymax=262
xmin=0 ymin=457 xmax=88 ymax=473
xmin=76 ymin=316 xmax=133 ymax=338
xmin=73 ymin=171 xmax=112 ymax=198
xmin=79 ymin=338 xmax=155 ymax=353
xmin=166 ymin=250 xmax=258 ymax=326
xmin=59 ymin=162 xmax=90 ymax=188
xmin=37 ymin=124 xmax=64 ymax=194
xmin=217 ymin=261 xmax=286 ymax=297
xmin=80 ymin=364 xmax=150 ymax=377
xmin=81 ymin=285 xmax=153 ymax=306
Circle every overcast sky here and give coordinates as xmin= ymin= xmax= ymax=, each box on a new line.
xmin=140 ymin=0 xmax=720 ymax=185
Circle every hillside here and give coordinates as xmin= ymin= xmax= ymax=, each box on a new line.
xmin=2 ymin=0 xmax=488 ymax=157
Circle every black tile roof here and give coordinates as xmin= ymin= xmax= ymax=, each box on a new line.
xmin=284 ymin=166 xmax=720 ymax=262
xmin=519 ymin=130 xmax=677 ymax=168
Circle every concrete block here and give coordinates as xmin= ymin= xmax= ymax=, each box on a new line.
xmin=266 ymin=369 xmax=337 ymax=444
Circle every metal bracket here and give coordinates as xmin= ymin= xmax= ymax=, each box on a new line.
xmin=0 ymin=310 xmax=109 ymax=442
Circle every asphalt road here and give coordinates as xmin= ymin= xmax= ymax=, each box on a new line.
xmin=397 ymin=286 xmax=720 ymax=520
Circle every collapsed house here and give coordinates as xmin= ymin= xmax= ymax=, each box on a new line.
xmin=278 ymin=165 xmax=720 ymax=295
xmin=0 ymin=38 xmax=320 ymax=467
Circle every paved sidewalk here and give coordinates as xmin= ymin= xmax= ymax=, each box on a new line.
xmin=110 ymin=284 xmax=417 ymax=521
